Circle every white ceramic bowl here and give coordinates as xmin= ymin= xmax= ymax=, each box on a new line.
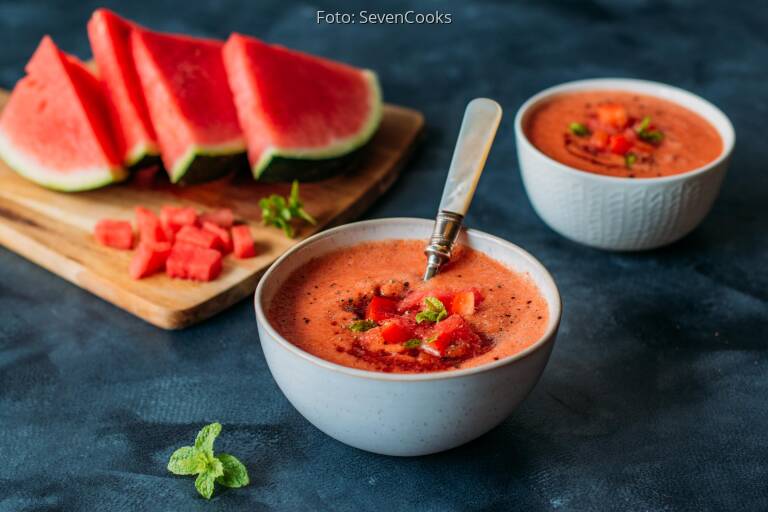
xmin=515 ymin=78 xmax=735 ymax=251
xmin=254 ymin=218 xmax=561 ymax=456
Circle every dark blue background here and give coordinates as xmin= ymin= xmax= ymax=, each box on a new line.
xmin=1 ymin=1 xmax=766 ymax=510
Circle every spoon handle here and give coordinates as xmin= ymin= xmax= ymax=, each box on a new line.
xmin=424 ymin=98 xmax=502 ymax=281
xmin=439 ymin=98 xmax=503 ymax=215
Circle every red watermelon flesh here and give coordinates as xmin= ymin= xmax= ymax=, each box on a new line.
xmin=175 ymin=225 xmax=220 ymax=251
xmin=135 ymin=206 xmax=166 ymax=243
xmin=166 ymin=242 xmax=222 ymax=281
xmin=131 ymin=28 xmax=244 ymax=183
xmin=88 ymin=9 xmax=158 ymax=166
xmin=95 ymin=219 xmax=134 ymax=250
xmin=223 ymin=34 xmax=382 ymax=179
xmin=129 ymin=241 xmax=171 ymax=279
xmin=199 ymin=208 xmax=234 ymax=228
xmin=0 ymin=36 xmax=126 ymax=191
xmin=202 ymin=221 xmax=233 ymax=253
xmin=231 ymin=225 xmax=256 ymax=259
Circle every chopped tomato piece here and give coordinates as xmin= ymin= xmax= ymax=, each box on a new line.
xmin=202 ymin=221 xmax=232 ymax=253
xmin=451 ymin=291 xmax=476 ymax=316
xmin=166 ymin=242 xmax=222 ymax=281
xmin=160 ymin=206 xmax=198 ymax=234
xmin=134 ymin=206 xmax=166 ymax=244
xmin=423 ymin=314 xmax=480 ymax=357
xmin=608 ymin=134 xmax=633 ymax=155
xmin=231 ymin=225 xmax=257 ymax=258
xmin=366 ymin=295 xmax=398 ymax=322
xmin=176 ymin=225 xmax=221 ymax=251
xmin=199 ymin=208 xmax=234 ymax=228
xmin=596 ymin=103 xmax=628 ymax=129
xmin=589 ymin=130 xmax=609 ymax=150
xmin=380 ymin=317 xmax=415 ymax=344
xmin=94 ymin=219 xmax=133 ymax=250
xmin=129 ymin=241 xmax=171 ymax=279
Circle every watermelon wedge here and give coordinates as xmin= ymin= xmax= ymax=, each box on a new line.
xmin=131 ymin=28 xmax=245 ymax=184
xmin=223 ymin=34 xmax=382 ymax=181
xmin=88 ymin=9 xmax=159 ymax=166
xmin=0 ymin=36 xmax=126 ymax=191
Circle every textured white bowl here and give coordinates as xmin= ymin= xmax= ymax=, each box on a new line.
xmin=254 ymin=218 xmax=561 ymax=456
xmin=515 ymin=78 xmax=735 ymax=251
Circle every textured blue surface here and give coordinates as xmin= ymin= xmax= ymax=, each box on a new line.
xmin=1 ymin=1 xmax=767 ymax=510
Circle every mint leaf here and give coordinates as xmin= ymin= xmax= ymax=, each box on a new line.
xmin=349 ymin=319 xmax=377 ymax=332
xmin=195 ymin=470 xmax=218 ymax=500
xmin=403 ymin=339 xmax=422 ymax=349
xmin=168 ymin=422 xmax=249 ymax=500
xmin=167 ymin=446 xmax=205 ymax=475
xmin=636 ymin=116 xmax=651 ymax=133
xmin=568 ymin=122 xmax=590 ymax=136
xmin=260 ymin=181 xmax=315 ymax=238
xmin=194 ymin=422 xmax=221 ymax=455
xmin=415 ymin=296 xmax=448 ymax=324
xmin=625 ymin=152 xmax=637 ymax=169
xmin=216 ymin=454 xmax=250 ymax=488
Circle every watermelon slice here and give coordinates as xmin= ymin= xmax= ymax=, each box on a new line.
xmin=131 ymin=28 xmax=245 ymax=184
xmin=0 ymin=36 xmax=126 ymax=191
xmin=88 ymin=9 xmax=159 ymax=166
xmin=223 ymin=34 xmax=382 ymax=181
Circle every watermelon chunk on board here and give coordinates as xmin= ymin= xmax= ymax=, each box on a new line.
xmin=0 ymin=36 xmax=126 ymax=191
xmin=131 ymin=28 xmax=246 ymax=184
xmin=87 ymin=9 xmax=159 ymax=167
xmin=223 ymin=34 xmax=382 ymax=182
xmin=166 ymin=243 xmax=222 ymax=281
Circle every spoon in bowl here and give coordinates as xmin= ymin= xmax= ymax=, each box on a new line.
xmin=423 ymin=98 xmax=503 ymax=281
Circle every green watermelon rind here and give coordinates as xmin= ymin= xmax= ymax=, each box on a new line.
xmin=169 ymin=140 xmax=246 ymax=184
xmin=251 ymin=70 xmax=383 ymax=181
xmin=125 ymin=140 xmax=159 ymax=167
xmin=0 ymin=129 xmax=128 ymax=192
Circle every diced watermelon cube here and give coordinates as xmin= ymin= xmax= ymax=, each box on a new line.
xmin=166 ymin=242 xmax=222 ymax=281
xmin=451 ymin=291 xmax=476 ymax=316
xmin=175 ymin=225 xmax=221 ymax=250
xmin=160 ymin=205 xmax=198 ymax=234
xmin=199 ymin=208 xmax=234 ymax=228
xmin=366 ymin=295 xmax=398 ymax=322
xmin=423 ymin=314 xmax=480 ymax=357
xmin=134 ymin=206 xmax=166 ymax=244
xmin=94 ymin=219 xmax=133 ymax=250
xmin=129 ymin=241 xmax=171 ymax=279
xmin=202 ymin=221 xmax=232 ymax=253
xmin=380 ymin=317 xmax=415 ymax=344
xmin=231 ymin=225 xmax=256 ymax=259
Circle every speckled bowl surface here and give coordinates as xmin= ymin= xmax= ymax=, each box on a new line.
xmin=254 ymin=218 xmax=561 ymax=456
xmin=515 ymin=78 xmax=735 ymax=251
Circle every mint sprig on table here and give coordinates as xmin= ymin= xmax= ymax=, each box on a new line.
xmin=259 ymin=180 xmax=316 ymax=238
xmin=167 ymin=422 xmax=249 ymax=500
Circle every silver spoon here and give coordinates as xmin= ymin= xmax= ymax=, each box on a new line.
xmin=423 ymin=98 xmax=502 ymax=281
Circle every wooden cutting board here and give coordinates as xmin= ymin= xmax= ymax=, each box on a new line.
xmin=0 ymin=90 xmax=424 ymax=329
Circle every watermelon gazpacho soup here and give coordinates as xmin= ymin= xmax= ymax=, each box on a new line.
xmin=524 ymin=90 xmax=723 ymax=178
xmin=267 ymin=240 xmax=549 ymax=373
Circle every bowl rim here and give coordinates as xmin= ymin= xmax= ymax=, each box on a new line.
xmin=254 ymin=217 xmax=562 ymax=382
xmin=513 ymin=77 xmax=736 ymax=185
